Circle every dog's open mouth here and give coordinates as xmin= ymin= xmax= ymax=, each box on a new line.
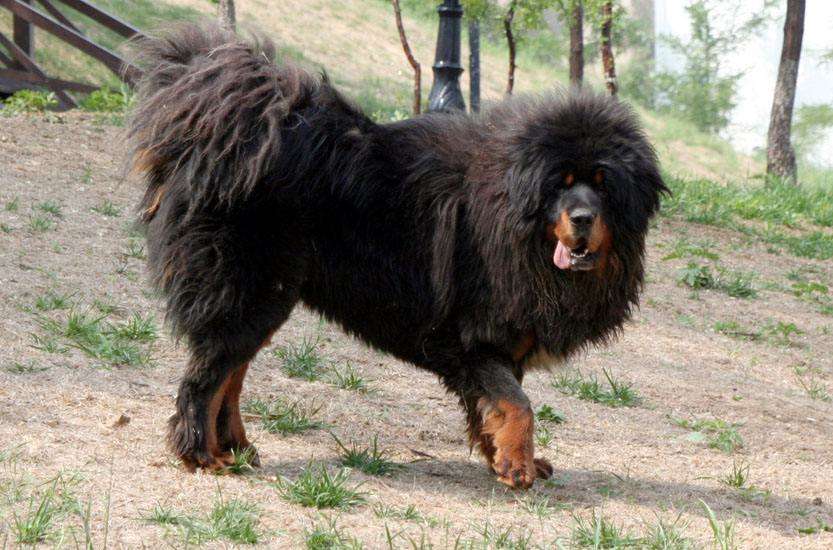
xmin=554 ymin=241 xmax=597 ymax=271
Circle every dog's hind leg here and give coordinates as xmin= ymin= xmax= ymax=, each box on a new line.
xmin=447 ymin=355 xmax=553 ymax=489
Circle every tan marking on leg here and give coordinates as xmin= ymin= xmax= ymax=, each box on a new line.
xmin=204 ymin=375 xmax=234 ymax=471
xmin=512 ymin=332 xmax=536 ymax=363
xmin=478 ymin=398 xmax=538 ymax=489
xmin=224 ymin=363 xmax=251 ymax=449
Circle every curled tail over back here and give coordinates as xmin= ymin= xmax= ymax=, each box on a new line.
xmin=128 ymin=23 xmax=321 ymax=221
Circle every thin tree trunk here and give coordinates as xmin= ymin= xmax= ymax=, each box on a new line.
xmin=600 ymin=1 xmax=617 ymax=96
xmin=391 ymin=0 xmax=421 ymax=115
xmin=218 ymin=0 xmax=236 ymax=31
xmin=766 ymin=0 xmax=805 ymax=185
xmin=569 ymin=0 xmax=584 ymax=87
xmin=469 ymin=19 xmax=481 ymax=112
xmin=504 ymin=0 xmax=517 ymax=95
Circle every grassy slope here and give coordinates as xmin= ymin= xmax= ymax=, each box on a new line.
xmin=3 ymin=0 xmax=757 ymax=182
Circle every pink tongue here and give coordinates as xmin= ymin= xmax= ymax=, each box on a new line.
xmin=554 ymin=241 xmax=572 ymax=270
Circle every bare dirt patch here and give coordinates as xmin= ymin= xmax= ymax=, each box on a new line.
xmin=1 ymin=113 xmax=831 ymax=548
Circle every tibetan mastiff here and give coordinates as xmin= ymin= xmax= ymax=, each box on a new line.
xmin=128 ymin=24 xmax=667 ymax=489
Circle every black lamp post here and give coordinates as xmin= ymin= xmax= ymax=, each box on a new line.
xmin=427 ymin=0 xmax=465 ymax=112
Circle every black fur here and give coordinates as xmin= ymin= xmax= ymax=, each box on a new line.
xmin=128 ymin=23 xmax=667 ymax=483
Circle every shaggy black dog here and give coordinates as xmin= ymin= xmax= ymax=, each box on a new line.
xmin=128 ymin=24 xmax=666 ymax=489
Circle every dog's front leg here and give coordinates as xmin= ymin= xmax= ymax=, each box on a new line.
xmin=451 ymin=355 xmax=553 ymax=489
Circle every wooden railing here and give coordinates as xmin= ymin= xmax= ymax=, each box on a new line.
xmin=0 ymin=0 xmax=145 ymax=109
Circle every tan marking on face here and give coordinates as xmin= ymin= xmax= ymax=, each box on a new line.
xmin=564 ymin=173 xmax=575 ymax=187
xmin=554 ymin=210 xmax=579 ymax=247
xmin=594 ymin=169 xmax=604 ymax=185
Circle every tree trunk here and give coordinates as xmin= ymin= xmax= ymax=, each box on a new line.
xmin=391 ymin=0 xmax=421 ymax=115
xmin=766 ymin=0 xmax=805 ymax=185
xmin=600 ymin=1 xmax=617 ymax=96
xmin=569 ymin=0 xmax=584 ymax=87
xmin=469 ymin=19 xmax=481 ymax=112
xmin=218 ymin=0 xmax=236 ymax=31
xmin=504 ymin=0 xmax=517 ymax=95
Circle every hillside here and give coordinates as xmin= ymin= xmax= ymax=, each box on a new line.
xmin=1 ymin=0 xmax=757 ymax=181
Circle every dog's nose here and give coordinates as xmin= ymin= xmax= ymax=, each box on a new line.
xmin=569 ymin=208 xmax=595 ymax=229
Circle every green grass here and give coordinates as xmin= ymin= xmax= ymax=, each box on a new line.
xmin=517 ymin=492 xmax=557 ymax=520
xmin=34 ymin=291 xmax=72 ymax=312
xmin=763 ymin=320 xmax=802 ymax=347
xmin=662 ymin=175 xmax=833 ymax=260
xmin=29 ymin=214 xmax=56 ymax=232
xmin=329 ymin=362 xmax=370 ymax=392
xmin=305 ymin=518 xmax=363 ymax=550
xmin=700 ymin=500 xmax=736 ymax=550
xmin=642 ymin=514 xmax=695 ymax=550
xmin=36 ymin=200 xmax=63 ymax=218
xmin=569 ymin=510 xmax=642 ymax=548
xmin=276 ymin=335 xmax=327 ymax=381
xmin=276 ymin=465 xmax=366 ymax=510
xmin=373 ymin=503 xmax=434 ymax=525
xmin=671 ymin=417 xmax=744 ymax=454
xmin=717 ymin=461 xmax=771 ymax=504
xmin=661 ymin=237 xmax=720 ymax=261
xmin=535 ymin=424 xmax=554 ymax=448
xmin=1 ymin=222 xmax=11 ymax=233
xmin=676 ymin=262 xmax=756 ymax=298
xmin=35 ymin=309 xmax=155 ymax=367
xmin=333 ymin=435 xmax=401 ymax=476
xmin=144 ymin=495 xmax=261 ymax=544
xmin=1 ymin=90 xmax=57 ymax=115
xmin=218 ymin=447 xmax=259 ymax=476
xmin=4 ymin=361 xmax=49 ymax=374
xmin=92 ymin=200 xmax=122 ymax=217
xmin=243 ymin=398 xmax=327 ymax=435
xmin=795 ymin=372 xmax=831 ymax=403
xmin=712 ymin=320 xmax=761 ymax=341
xmin=6 ymin=197 xmax=20 ymax=212
xmin=124 ymin=240 xmax=146 ymax=260
xmin=12 ymin=483 xmax=61 ymax=544
xmin=552 ymin=369 xmax=640 ymax=407
xmin=535 ymin=404 xmax=566 ymax=424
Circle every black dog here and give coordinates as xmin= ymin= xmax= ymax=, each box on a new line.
xmin=128 ymin=24 xmax=666 ymax=489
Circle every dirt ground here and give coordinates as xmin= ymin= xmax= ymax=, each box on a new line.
xmin=0 ymin=113 xmax=831 ymax=549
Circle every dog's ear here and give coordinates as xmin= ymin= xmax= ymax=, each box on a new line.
xmin=505 ymin=152 xmax=548 ymax=220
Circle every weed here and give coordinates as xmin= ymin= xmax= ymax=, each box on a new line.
xmin=662 ymin=237 xmax=719 ymax=261
xmin=672 ymin=417 xmax=744 ymax=453
xmin=718 ymin=461 xmax=749 ymax=489
xmin=330 ymin=362 xmax=370 ymax=392
xmin=243 ymin=398 xmax=327 ymax=435
xmin=797 ymin=519 xmax=833 ymax=535
xmin=676 ymin=262 xmax=715 ymax=290
xmin=517 ymin=492 xmax=556 ymax=520
xmin=535 ymin=404 xmax=566 ymax=424
xmin=676 ymin=262 xmax=756 ymax=298
xmin=2 ymin=90 xmax=57 ymax=114
xmin=144 ymin=504 xmax=183 ymax=526
xmin=276 ymin=464 xmax=366 ymax=509
xmin=108 ymin=313 xmax=157 ymax=342
xmin=712 ymin=320 xmax=761 ymax=341
xmin=124 ymin=240 xmax=146 ymax=260
xmin=6 ymin=197 xmax=20 ymax=212
xmin=35 ymin=290 xmax=72 ymax=312
xmin=12 ymin=484 xmax=59 ymax=544
xmin=763 ymin=320 xmax=802 ymax=347
xmin=277 ymin=335 xmax=326 ymax=381
xmin=469 ymin=521 xmax=533 ymax=549
xmin=3 ymin=361 xmax=48 ymax=374
xmin=219 ymin=447 xmax=259 ymax=475
xmin=1 ymin=223 xmax=11 ymax=233
xmin=36 ymin=200 xmax=63 ymax=219
xmin=146 ymin=495 xmax=261 ymax=544
xmin=535 ymin=424 xmax=554 ymax=448
xmin=29 ymin=333 xmax=68 ymax=355
xmin=699 ymin=500 xmax=736 ymax=550
xmin=373 ymin=503 xmax=431 ymax=524
xmin=569 ymin=509 xmax=642 ymax=548
xmin=92 ymin=200 xmax=121 ymax=217
xmin=553 ymin=369 xmax=640 ymax=407
xmin=642 ymin=513 xmax=695 ymax=549
xmin=333 ymin=434 xmax=400 ymax=476
xmin=80 ymin=87 xmax=131 ymax=112
xmin=795 ymin=371 xmax=831 ymax=402
xmin=29 ymin=214 xmax=56 ymax=232
xmin=305 ymin=517 xmax=363 ymax=549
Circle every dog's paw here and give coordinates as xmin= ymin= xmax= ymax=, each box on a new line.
xmin=492 ymin=449 xmax=537 ymax=489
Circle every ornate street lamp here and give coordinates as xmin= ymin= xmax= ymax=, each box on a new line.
xmin=427 ymin=0 xmax=465 ymax=112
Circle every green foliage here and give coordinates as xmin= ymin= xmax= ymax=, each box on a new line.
xmin=672 ymin=417 xmax=743 ymax=453
xmin=570 ymin=509 xmax=642 ymax=548
xmin=243 ymin=398 xmax=327 ymax=435
xmin=535 ymin=404 xmax=566 ymax=424
xmin=651 ymin=1 xmax=772 ymax=132
xmin=699 ymin=500 xmax=736 ymax=550
xmin=276 ymin=335 xmax=327 ymax=381
xmin=1 ymin=90 xmax=57 ymax=115
xmin=552 ymin=369 xmax=640 ymax=407
xmin=333 ymin=434 xmax=401 ymax=476
xmin=792 ymin=103 xmax=833 ymax=166
xmin=276 ymin=465 xmax=366 ymax=510
xmin=79 ymin=87 xmax=131 ymax=112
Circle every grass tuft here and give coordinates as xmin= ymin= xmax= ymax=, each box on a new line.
xmin=277 ymin=335 xmax=327 ymax=381
xmin=92 ymin=200 xmax=121 ymax=217
xmin=304 ymin=517 xmax=363 ymax=549
xmin=329 ymin=362 xmax=370 ymax=393
xmin=553 ymin=369 xmax=640 ymax=407
xmin=700 ymin=500 xmax=736 ymax=550
xmin=671 ymin=417 xmax=744 ymax=453
xmin=333 ymin=434 xmax=401 ymax=476
xmin=569 ymin=510 xmax=642 ymax=548
xmin=276 ymin=464 xmax=366 ymax=510
xmin=243 ymin=398 xmax=327 ymax=435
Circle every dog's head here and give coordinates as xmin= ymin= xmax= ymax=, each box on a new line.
xmin=504 ymin=91 xmax=668 ymax=273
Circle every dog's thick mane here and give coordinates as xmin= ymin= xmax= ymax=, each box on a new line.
xmin=128 ymin=23 xmax=658 ymax=364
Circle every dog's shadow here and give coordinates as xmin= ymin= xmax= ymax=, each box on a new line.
xmin=257 ymin=455 xmax=831 ymax=536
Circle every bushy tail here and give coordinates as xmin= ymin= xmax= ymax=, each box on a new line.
xmin=127 ymin=23 xmax=319 ymax=221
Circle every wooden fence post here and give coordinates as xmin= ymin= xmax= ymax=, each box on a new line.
xmin=12 ymin=0 xmax=33 ymax=67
